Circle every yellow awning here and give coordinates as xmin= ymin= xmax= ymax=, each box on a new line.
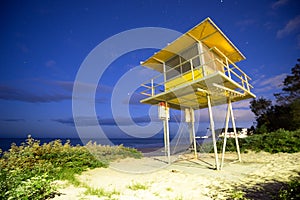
xmin=141 ymin=17 xmax=245 ymax=72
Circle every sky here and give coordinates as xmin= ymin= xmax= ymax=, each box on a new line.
xmin=0 ymin=0 xmax=300 ymax=139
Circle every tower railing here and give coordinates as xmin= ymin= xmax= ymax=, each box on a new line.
xmin=140 ymin=46 xmax=253 ymax=97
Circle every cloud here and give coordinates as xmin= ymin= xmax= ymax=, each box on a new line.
xmin=0 ymin=118 xmax=25 ymax=122
xmin=233 ymin=109 xmax=255 ymax=123
xmin=0 ymin=80 xmax=114 ymax=104
xmin=53 ymin=114 xmax=182 ymax=127
xmin=49 ymin=80 xmax=74 ymax=91
xmin=0 ymin=84 xmax=71 ymax=103
xmin=271 ymin=0 xmax=289 ymax=9
xmin=254 ymin=73 xmax=287 ymax=93
xmin=53 ymin=115 xmax=158 ymax=126
xmin=232 ymin=100 xmax=251 ymax=109
xmin=53 ymin=118 xmax=75 ymax=126
xmin=49 ymin=80 xmax=113 ymax=94
xmin=277 ymin=15 xmax=300 ymax=38
xmin=259 ymin=73 xmax=287 ymax=87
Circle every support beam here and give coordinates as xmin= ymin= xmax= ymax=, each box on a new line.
xmin=207 ymin=95 xmax=219 ymax=170
xmin=220 ymin=99 xmax=242 ymax=169
xmin=163 ymin=118 xmax=171 ymax=164
xmin=187 ymin=108 xmax=197 ymax=159
xmin=212 ymin=83 xmax=244 ymax=97
xmin=229 ymin=100 xmax=241 ymax=162
xmin=163 ymin=62 xmax=167 ymax=83
xmin=163 ymin=120 xmax=167 ymax=157
xmin=197 ymin=42 xmax=206 ymax=76
xmin=220 ymin=99 xmax=231 ymax=170
xmin=162 ymin=102 xmax=171 ymax=164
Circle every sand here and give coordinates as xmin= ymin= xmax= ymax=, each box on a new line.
xmin=52 ymin=151 xmax=300 ymax=200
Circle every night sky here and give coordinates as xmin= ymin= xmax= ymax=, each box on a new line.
xmin=1 ymin=0 xmax=299 ymax=139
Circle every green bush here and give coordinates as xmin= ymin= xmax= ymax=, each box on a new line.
xmin=0 ymin=136 xmax=142 ymax=199
xmin=5 ymin=174 xmax=56 ymax=200
xmin=278 ymin=178 xmax=300 ymax=200
xmin=215 ymin=129 xmax=300 ymax=153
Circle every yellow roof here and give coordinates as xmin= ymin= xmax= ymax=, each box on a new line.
xmin=141 ymin=17 xmax=245 ymax=72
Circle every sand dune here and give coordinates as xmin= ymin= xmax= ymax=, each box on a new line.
xmin=53 ymin=151 xmax=300 ymax=200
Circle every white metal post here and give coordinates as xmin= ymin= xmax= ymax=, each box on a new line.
xmin=245 ymin=74 xmax=250 ymax=92
xmin=229 ymin=101 xmax=241 ymax=162
xmin=162 ymin=102 xmax=171 ymax=164
xmin=225 ymin=57 xmax=231 ymax=79
xmin=151 ymin=79 xmax=154 ymax=96
xmin=165 ymin=117 xmax=171 ymax=164
xmin=188 ymin=108 xmax=197 ymax=159
xmin=163 ymin=119 xmax=167 ymax=156
xmin=190 ymin=60 xmax=195 ymax=81
xmin=220 ymin=99 xmax=231 ymax=170
xmin=207 ymin=95 xmax=219 ymax=170
xmin=163 ymin=62 xmax=167 ymax=83
xmin=198 ymin=42 xmax=206 ymax=77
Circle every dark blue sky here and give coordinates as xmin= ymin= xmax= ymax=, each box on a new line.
xmin=0 ymin=0 xmax=300 ymax=138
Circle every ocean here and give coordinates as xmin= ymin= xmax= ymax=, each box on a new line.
xmin=0 ymin=132 xmax=211 ymax=154
xmin=0 ymin=137 xmax=167 ymax=153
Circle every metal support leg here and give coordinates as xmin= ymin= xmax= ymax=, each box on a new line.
xmin=162 ymin=102 xmax=171 ymax=164
xmin=207 ymin=95 xmax=219 ymax=170
xmin=220 ymin=99 xmax=231 ymax=170
xmin=229 ymin=101 xmax=241 ymax=162
xmin=189 ymin=108 xmax=197 ymax=159
xmin=165 ymin=118 xmax=171 ymax=164
xmin=163 ymin=120 xmax=167 ymax=157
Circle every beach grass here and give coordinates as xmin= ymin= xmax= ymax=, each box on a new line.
xmin=0 ymin=136 xmax=142 ymax=200
xmin=84 ymin=186 xmax=120 ymax=198
xmin=127 ymin=182 xmax=150 ymax=190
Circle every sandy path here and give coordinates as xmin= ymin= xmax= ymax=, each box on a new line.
xmin=53 ymin=152 xmax=300 ymax=200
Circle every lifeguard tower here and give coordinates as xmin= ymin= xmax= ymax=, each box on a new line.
xmin=140 ymin=18 xmax=255 ymax=170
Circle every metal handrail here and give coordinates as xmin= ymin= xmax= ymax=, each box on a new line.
xmin=140 ymin=46 xmax=253 ymax=97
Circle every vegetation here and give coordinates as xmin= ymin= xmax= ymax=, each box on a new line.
xmin=250 ymin=59 xmax=300 ymax=133
xmin=127 ymin=182 xmax=149 ymax=190
xmin=0 ymin=136 xmax=142 ymax=200
xmin=237 ymin=59 xmax=300 ymax=199
xmin=278 ymin=177 xmax=300 ymax=200
xmin=84 ymin=186 xmax=120 ymax=199
xmin=217 ymin=129 xmax=300 ymax=154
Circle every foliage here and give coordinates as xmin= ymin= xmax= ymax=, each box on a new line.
xmin=0 ymin=136 xmax=142 ymax=200
xmin=277 ymin=178 xmax=300 ymax=200
xmin=250 ymin=59 xmax=300 ymax=133
xmin=229 ymin=190 xmax=245 ymax=200
xmin=5 ymin=174 xmax=56 ymax=200
xmin=216 ymin=129 xmax=300 ymax=153
xmin=127 ymin=182 xmax=149 ymax=190
xmin=250 ymin=97 xmax=272 ymax=117
xmin=275 ymin=58 xmax=300 ymax=105
xmin=84 ymin=186 xmax=120 ymax=199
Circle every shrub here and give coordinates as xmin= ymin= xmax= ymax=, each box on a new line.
xmin=215 ymin=129 xmax=300 ymax=153
xmin=5 ymin=174 xmax=56 ymax=200
xmin=278 ymin=178 xmax=300 ymax=200
xmin=0 ymin=136 xmax=142 ymax=199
